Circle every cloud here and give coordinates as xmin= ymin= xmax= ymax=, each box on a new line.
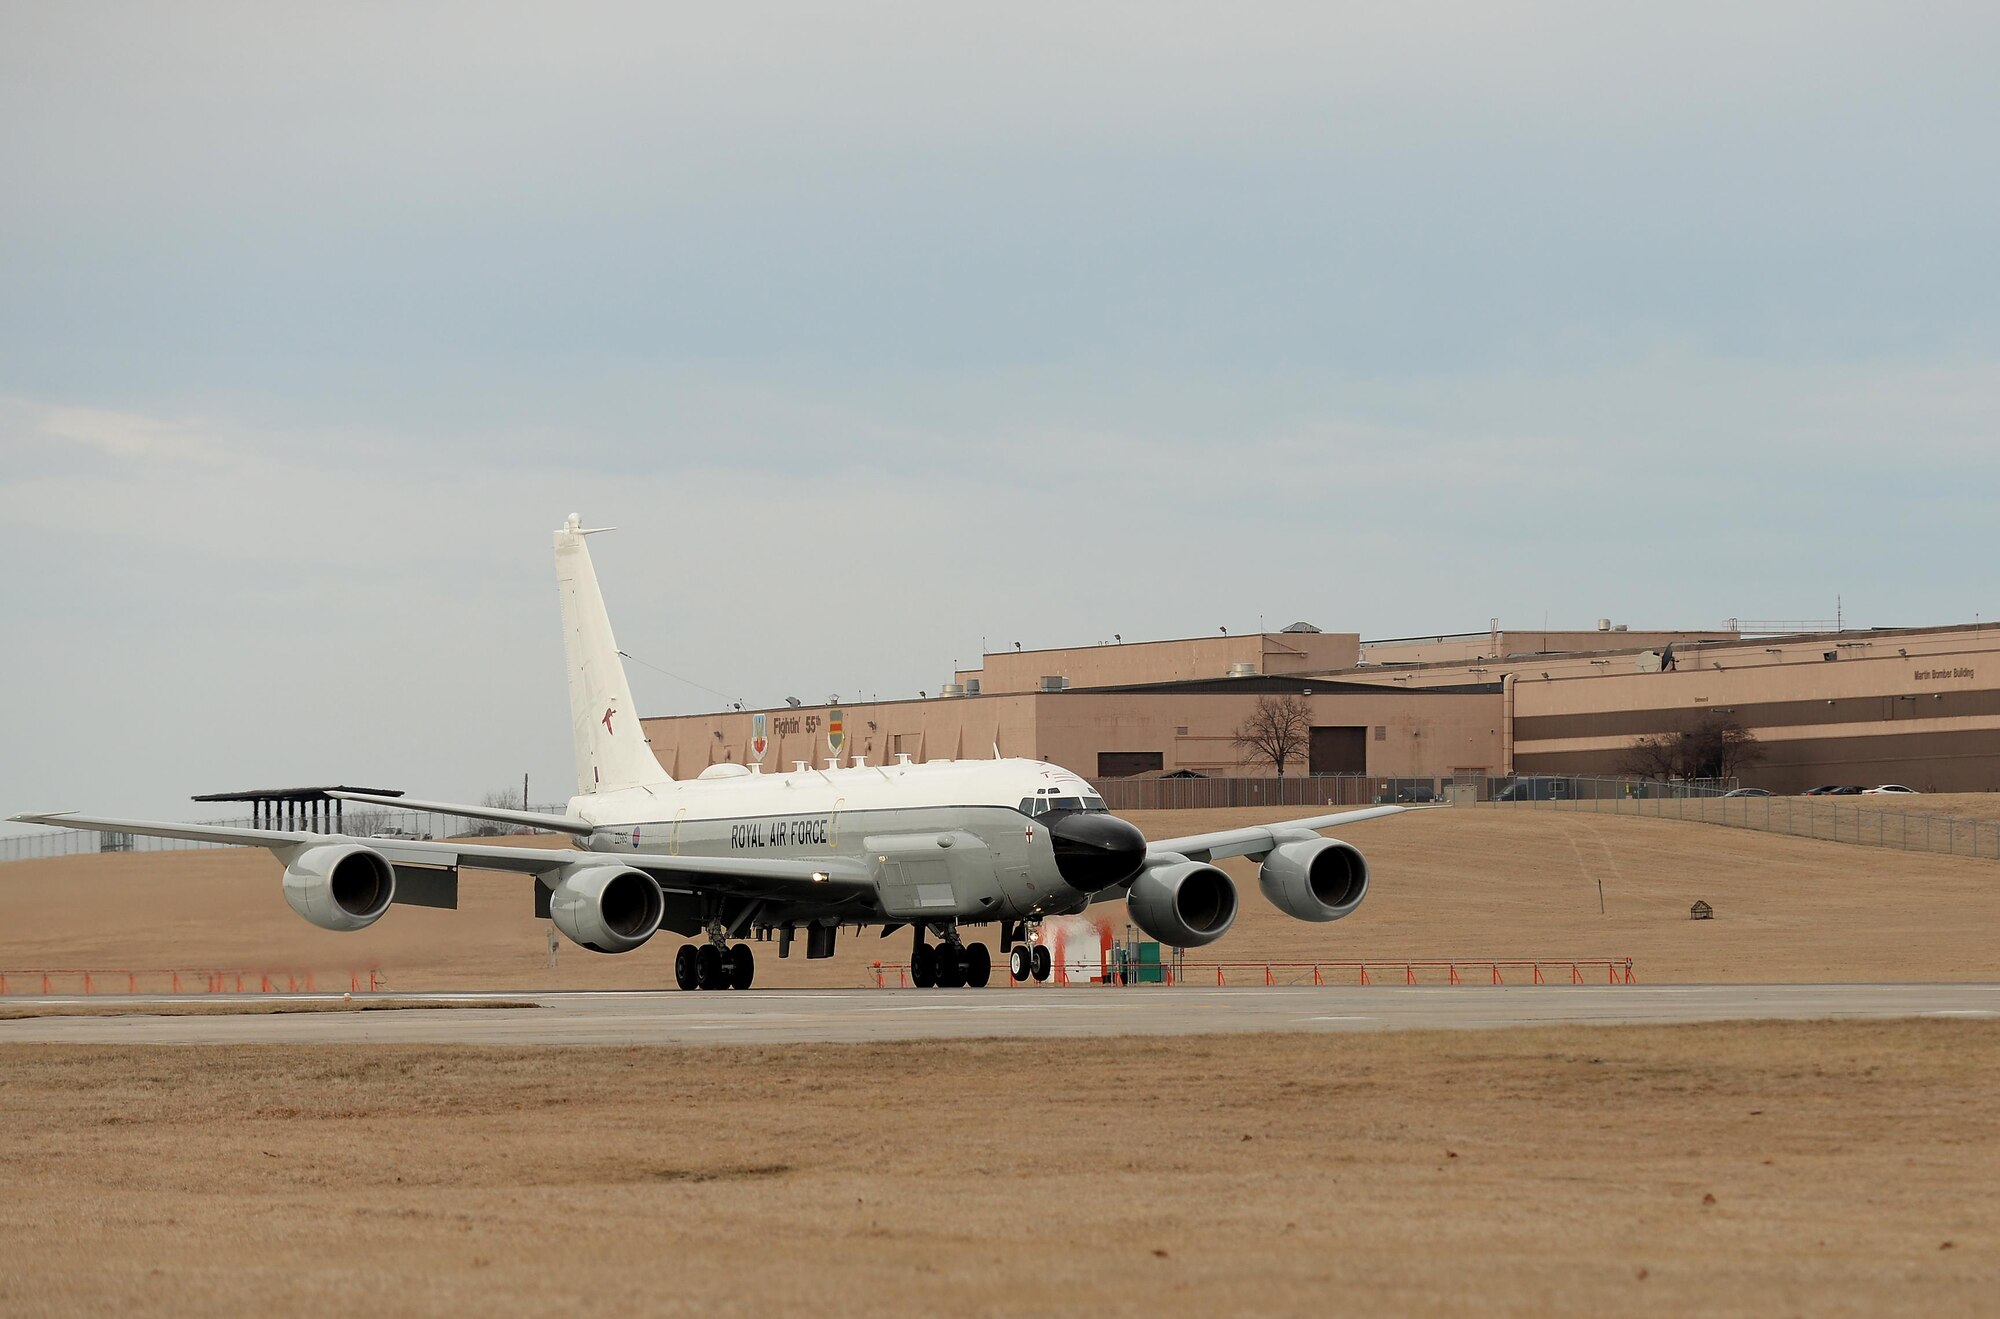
xmin=21 ymin=399 xmax=227 ymax=465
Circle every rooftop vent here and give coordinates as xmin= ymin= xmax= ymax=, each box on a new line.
xmin=1281 ymin=621 xmax=1321 ymax=633
xmin=940 ymin=682 xmax=966 ymax=697
xmin=1038 ymin=676 xmax=1071 ymax=693
xmin=1228 ymin=662 xmax=1259 ymax=677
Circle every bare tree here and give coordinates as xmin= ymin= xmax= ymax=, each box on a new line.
xmin=469 ymin=787 xmax=526 ymax=835
xmin=1617 ymin=732 xmax=1682 ymax=782
xmin=1618 ymin=713 xmax=1764 ymax=782
xmin=1687 ymin=713 xmax=1765 ymax=780
xmin=1232 ymin=694 xmax=1313 ymax=777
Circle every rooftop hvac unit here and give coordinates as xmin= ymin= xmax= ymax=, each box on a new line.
xmin=1228 ymin=662 xmax=1258 ymax=677
xmin=940 ymin=683 xmax=966 ymax=697
xmin=1613 ymin=624 xmax=1629 ymax=632
xmin=1597 ymin=618 xmax=1611 ymax=631
xmin=1038 ymin=676 xmax=1070 ymax=692
xmin=965 ymin=678 xmax=981 ymax=695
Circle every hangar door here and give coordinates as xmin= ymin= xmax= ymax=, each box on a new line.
xmin=1309 ymin=726 xmax=1367 ymax=776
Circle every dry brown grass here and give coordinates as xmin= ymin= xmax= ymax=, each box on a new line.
xmin=0 ymin=1020 xmax=1993 ymax=1315
xmin=3 ymin=805 xmax=1996 ymax=991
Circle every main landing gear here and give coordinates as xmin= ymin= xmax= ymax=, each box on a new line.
xmin=908 ymin=925 xmax=991 ymax=990
xmin=674 ymin=937 xmax=754 ymax=991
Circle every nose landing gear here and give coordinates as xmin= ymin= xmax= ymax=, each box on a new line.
xmin=1008 ymin=939 xmax=1053 ymax=983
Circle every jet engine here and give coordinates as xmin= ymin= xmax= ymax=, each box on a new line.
xmin=1125 ymin=859 xmax=1238 ymax=948
xmin=282 ymin=843 xmax=396 ymax=932
xmin=1258 ymin=837 xmax=1368 ymax=922
xmin=548 ymin=865 xmax=665 ymax=954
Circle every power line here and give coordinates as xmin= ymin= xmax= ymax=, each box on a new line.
xmin=617 ymin=650 xmax=739 ymax=707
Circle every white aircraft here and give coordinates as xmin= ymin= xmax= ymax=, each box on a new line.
xmin=12 ymin=516 xmax=1431 ymax=990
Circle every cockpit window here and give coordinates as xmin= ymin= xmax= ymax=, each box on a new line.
xmin=1020 ymin=790 xmax=1109 ymax=816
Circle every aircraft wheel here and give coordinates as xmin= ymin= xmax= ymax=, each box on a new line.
xmin=696 ymin=943 xmax=725 ymax=990
xmin=673 ymin=944 xmax=699 ymax=991
xmin=935 ymin=945 xmax=965 ymax=989
xmin=1031 ymin=944 xmax=1052 ymax=983
xmin=964 ymin=942 xmax=991 ymax=989
xmin=727 ymin=943 xmax=755 ymax=991
xmin=1008 ymin=945 xmax=1032 ymax=982
xmin=909 ymin=943 xmax=936 ymax=989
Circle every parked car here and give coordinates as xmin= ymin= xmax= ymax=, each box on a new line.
xmin=1803 ymin=785 xmax=1843 ymax=795
xmin=1722 ymin=787 xmax=1773 ymax=797
xmin=1827 ymin=785 xmax=1866 ymax=795
xmin=1865 ymin=784 xmax=1919 ymax=794
xmin=1374 ymin=781 xmax=1438 ymax=804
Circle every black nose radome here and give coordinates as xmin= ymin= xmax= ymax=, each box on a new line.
xmin=1046 ymin=811 xmax=1147 ymax=892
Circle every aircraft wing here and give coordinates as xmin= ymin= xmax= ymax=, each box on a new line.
xmin=1145 ymin=803 xmax=1441 ymax=864
xmin=323 ymin=790 xmax=596 ymax=836
xmin=7 ymin=813 xmax=874 ymax=898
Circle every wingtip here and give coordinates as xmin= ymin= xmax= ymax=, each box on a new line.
xmin=8 ymin=811 xmax=72 ymax=824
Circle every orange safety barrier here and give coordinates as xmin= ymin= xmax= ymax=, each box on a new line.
xmin=865 ymin=958 xmax=1637 ymax=989
xmin=0 ymin=967 xmax=384 ymax=996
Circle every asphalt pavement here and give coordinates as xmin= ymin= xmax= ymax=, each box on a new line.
xmin=2 ymin=982 xmax=1996 ymax=1046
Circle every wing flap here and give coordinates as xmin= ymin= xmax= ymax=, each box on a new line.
xmin=10 ymin=812 xmax=872 ymax=900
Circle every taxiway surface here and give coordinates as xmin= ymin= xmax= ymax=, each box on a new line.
xmin=3 ymin=982 xmax=1997 ymax=1045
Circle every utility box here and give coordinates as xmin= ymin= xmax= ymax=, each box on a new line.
xmin=1112 ymin=930 xmax=1167 ymax=985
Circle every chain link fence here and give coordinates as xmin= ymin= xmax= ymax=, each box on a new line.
xmin=1095 ymin=773 xmax=1734 ymax=812
xmin=1490 ymin=777 xmax=2000 ymax=862
xmin=0 ymin=805 xmax=575 ymax=865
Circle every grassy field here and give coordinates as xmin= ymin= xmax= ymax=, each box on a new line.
xmin=3 ymin=802 xmax=1997 ymax=991
xmin=0 ymin=1019 xmax=1993 ymax=1316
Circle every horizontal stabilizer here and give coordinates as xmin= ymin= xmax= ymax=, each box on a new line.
xmin=325 ymin=791 xmax=595 ymax=837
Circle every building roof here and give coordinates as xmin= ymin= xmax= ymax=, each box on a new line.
xmin=1082 ymin=676 xmax=1503 ymax=697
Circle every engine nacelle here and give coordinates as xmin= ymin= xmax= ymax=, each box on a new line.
xmin=282 ymin=843 xmax=396 ymax=932
xmin=1126 ymin=859 xmax=1238 ymax=948
xmin=1258 ymin=837 xmax=1368 ymax=922
xmin=548 ymin=865 xmax=665 ymax=954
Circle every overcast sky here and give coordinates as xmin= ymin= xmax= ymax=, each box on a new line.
xmin=3 ymin=2 xmax=1997 ymax=825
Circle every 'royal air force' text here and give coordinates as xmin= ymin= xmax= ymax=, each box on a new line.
xmin=731 ymin=818 xmax=831 ymax=849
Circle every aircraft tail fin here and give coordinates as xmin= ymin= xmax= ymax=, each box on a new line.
xmin=554 ymin=514 xmax=672 ymax=794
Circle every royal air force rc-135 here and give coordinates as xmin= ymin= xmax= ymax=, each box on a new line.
xmin=12 ymin=516 xmax=1435 ymax=990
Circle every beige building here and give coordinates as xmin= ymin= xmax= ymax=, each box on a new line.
xmin=954 ymin=627 xmax=1359 ymax=696
xmin=642 ymin=681 xmax=1502 ymax=784
xmin=639 ymin=622 xmax=2000 ymax=795
xmin=1507 ymin=624 xmax=2000 ymax=793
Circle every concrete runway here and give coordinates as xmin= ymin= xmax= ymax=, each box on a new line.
xmin=2 ymin=982 xmax=1997 ymax=1045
